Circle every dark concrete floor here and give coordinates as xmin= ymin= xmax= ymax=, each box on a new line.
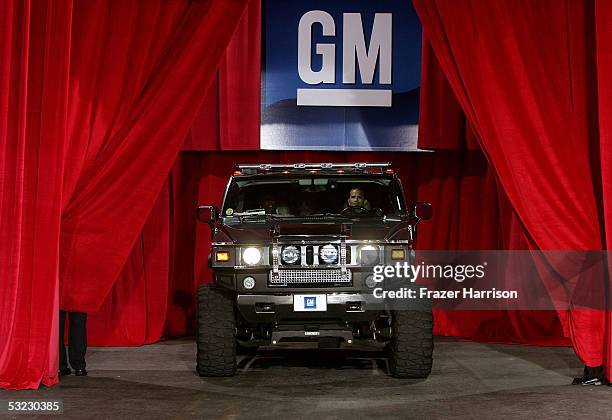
xmin=1 ymin=338 xmax=611 ymax=419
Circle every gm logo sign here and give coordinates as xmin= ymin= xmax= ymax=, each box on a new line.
xmin=297 ymin=11 xmax=392 ymax=107
xmin=261 ymin=1 xmax=421 ymax=151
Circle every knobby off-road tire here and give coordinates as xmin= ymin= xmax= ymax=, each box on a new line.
xmin=196 ymin=285 xmax=237 ymax=377
xmin=388 ymin=308 xmax=434 ymax=379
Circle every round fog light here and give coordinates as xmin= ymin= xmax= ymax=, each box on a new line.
xmin=243 ymin=276 xmax=256 ymax=290
xmin=282 ymin=245 xmax=300 ymax=264
xmin=365 ymin=275 xmax=377 ymax=288
xmin=320 ymin=244 xmax=338 ymax=264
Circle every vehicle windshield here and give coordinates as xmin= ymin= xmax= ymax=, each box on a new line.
xmin=222 ymin=175 xmax=404 ymax=218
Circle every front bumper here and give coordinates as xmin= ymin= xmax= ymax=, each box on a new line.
xmin=214 ymin=268 xmax=375 ymax=293
xmin=236 ymin=292 xmax=386 ymax=323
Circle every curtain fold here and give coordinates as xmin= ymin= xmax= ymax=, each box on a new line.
xmin=87 ymin=183 xmax=169 ymax=346
xmin=85 ymin=0 xmax=260 ymax=345
xmin=219 ymin=0 xmax=261 ymax=150
xmin=0 ymin=0 xmax=248 ymax=390
xmin=418 ymin=25 xmax=569 ymax=344
xmin=417 ymin=41 xmax=478 ymax=151
xmin=182 ymin=0 xmax=261 ymax=152
xmin=59 ymin=0 xmax=248 ymax=313
xmin=413 ymin=0 xmax=608 ymax=373
xmin=0 ymin=0 xmax=72 ymax=390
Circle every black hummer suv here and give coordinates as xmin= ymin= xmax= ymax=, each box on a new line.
xmin=196 ymin=162 xmax=433 ymax=378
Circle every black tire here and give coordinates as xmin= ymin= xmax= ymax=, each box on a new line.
xmin=196 ymin=285 xmax=237 ymax=377
xmin=388 ymin=309 xmax=434 ymax=379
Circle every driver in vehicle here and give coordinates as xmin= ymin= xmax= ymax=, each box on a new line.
xmin=260 ymin=194 xmax=290 ymax=215
xmin=347 ymin=187 xmax=371 ymax=210
xmin=260 ymin=194 xmax=276 ymax=214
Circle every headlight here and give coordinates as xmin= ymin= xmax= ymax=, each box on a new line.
xmin=359 ymin=245 xmax=379 ymax=265
xmin=282 ymin=246 xmax=300 ymax=264
xmin=242 ymin=247 xmax=262 ymax=265
xmin=319 ymin=244 xmax=338 ymax=264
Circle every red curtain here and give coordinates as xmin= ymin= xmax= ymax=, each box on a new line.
xmin=86 ymin=0 xmax=261 ymax=346
xmin=0 ymin=0 xmax=248 ymax=389
xmin=59 ymin=0 xmax=248 ymax=312
xmin=418 ymin=36 xmax=568 ymax=345
xmin=87 ymin=186 xmax=170 ymax=346
xmin=412 ymin=0 xmax=609 ymax=374
xmin=0 ymin=0 xmax=71 ymax=390
xmin=183 ymin=0 xmax=261 ymax=151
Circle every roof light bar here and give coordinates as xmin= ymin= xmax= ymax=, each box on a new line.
xmin=235 ymin=162 xmax=391 ymax=171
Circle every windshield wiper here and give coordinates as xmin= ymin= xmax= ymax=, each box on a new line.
xmin=231 ymin=210 xmax=286 ymax=223
xmin=232 ymin=209 xmax=266 ymax=217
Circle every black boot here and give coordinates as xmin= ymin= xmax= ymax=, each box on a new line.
xmin=58 ymin=367 xmax=71 ymax=376
xmin=572 ymin=365 xmax=604 ymax=386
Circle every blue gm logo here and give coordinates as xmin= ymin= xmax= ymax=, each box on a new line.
xmin=304 ymin=296 xmax=317 ymax=309
xmin=261 ymin=0 xmax=422 ymax=151
xmin=297 ymin=10 xmax=392 ymax=107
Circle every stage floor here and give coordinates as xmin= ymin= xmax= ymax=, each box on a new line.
xmin=2 ymin=338 xmax=611 ymax=419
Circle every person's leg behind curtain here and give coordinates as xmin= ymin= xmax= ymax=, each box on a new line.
xmin=67 ymin=312 xmax=87 ymax=371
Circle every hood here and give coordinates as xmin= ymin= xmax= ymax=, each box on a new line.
xmin=213 ymin=217 xmax=411 ymax=243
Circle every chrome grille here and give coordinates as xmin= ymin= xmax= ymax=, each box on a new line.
xmin=269 ymin=269 xmax=352 ymax=286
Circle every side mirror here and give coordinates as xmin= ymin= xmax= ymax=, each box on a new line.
xmin=197 ymin=205 xmax=218 ymax=226
xmin=413 ymin=202 xmax=432 ymax=220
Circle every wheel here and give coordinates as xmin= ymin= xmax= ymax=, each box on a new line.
xmin=196 ymin=285 xmax=237 ymax=377
xmin=388 ymin=308 xmax=434 ymax=379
